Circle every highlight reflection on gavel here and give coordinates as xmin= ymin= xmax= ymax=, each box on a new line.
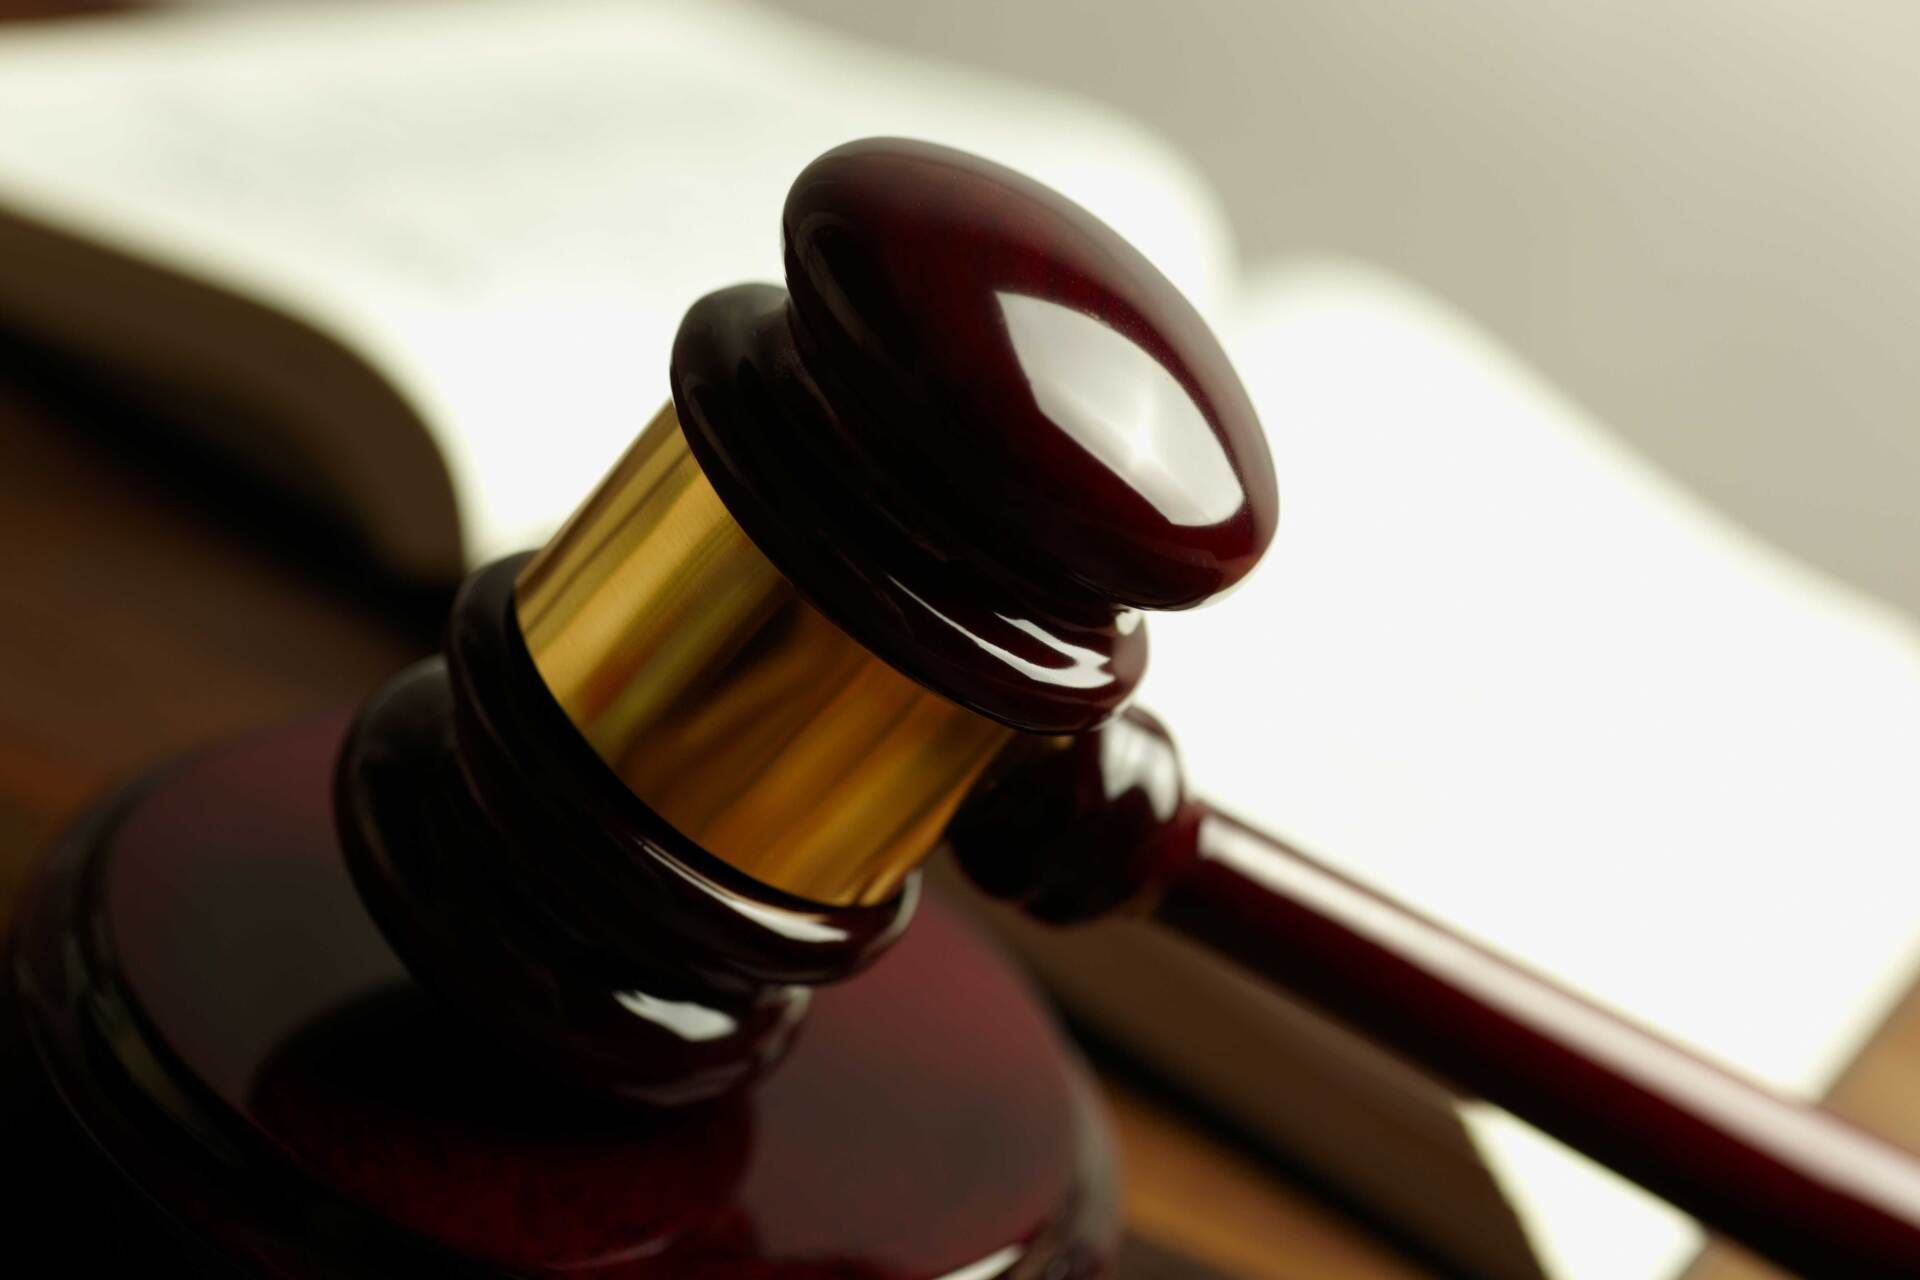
xmin=5 ymin=138 xmax=1916 ymax=1277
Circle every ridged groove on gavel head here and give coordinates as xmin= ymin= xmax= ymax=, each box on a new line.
xmin=671 ymin=137 xmax=1278 ymax=735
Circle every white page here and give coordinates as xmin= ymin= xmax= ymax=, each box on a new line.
xmin=0 ymin=0 xmax=1232 ymax=565
xmin=1147 ymin=259 xmax=1920 ymax=1276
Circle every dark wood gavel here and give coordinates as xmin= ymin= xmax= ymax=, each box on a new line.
xmin=4 ymin=138 xmax=1915 ymax=1277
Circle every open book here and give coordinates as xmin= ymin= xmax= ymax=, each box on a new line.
xmin=6 ymin=4 xmax=1920 ymax=1278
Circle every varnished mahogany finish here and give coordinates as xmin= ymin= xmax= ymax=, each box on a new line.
xmin=950 ymin=711 xmax=1920 ymax=1276
xmin=674 ymin=139 xmax=1276 ymax=733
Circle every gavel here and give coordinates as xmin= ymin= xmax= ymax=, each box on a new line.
xmin=4 ymin=138 xmax=1916 ymax=1277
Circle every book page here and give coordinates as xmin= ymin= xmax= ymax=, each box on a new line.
xmin=1148 ymin=260 xmax=1920 ymax=1277
xmin=0 ymin=0 xmax=1232 ymax=568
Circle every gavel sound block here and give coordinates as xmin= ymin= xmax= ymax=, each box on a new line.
xmin=2 ymin=139 xmax=1916 ymax=1278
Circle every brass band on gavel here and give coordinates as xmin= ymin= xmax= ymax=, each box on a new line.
xmin=515 ymin=404 xmax=1012 ymax=907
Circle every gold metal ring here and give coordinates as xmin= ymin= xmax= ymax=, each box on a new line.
xmin=516 ymin=404 xmax=1010 ymax=906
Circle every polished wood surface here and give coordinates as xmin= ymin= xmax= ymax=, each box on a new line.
xmin=777 ymin=138 xmax=1275 ymax=614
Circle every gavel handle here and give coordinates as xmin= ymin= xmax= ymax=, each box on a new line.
xmin=1156 ymin=803 xmax=1920 ymax=1275
xmin=951 ymin=709 xmax=1920 ymax=1275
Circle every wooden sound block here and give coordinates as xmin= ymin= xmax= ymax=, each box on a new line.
xmin=4 ymin=713 xmax=1117 ymax=1277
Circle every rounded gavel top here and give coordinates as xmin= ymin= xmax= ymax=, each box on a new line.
xmin=672 ymin=137 xmax=1277 ymax=733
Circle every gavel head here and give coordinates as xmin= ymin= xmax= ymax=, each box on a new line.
xmin=339 ymin=137 xmax=1276 ymax=1105
xmin=519 ymin=136 xmax=1275 ymax=904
